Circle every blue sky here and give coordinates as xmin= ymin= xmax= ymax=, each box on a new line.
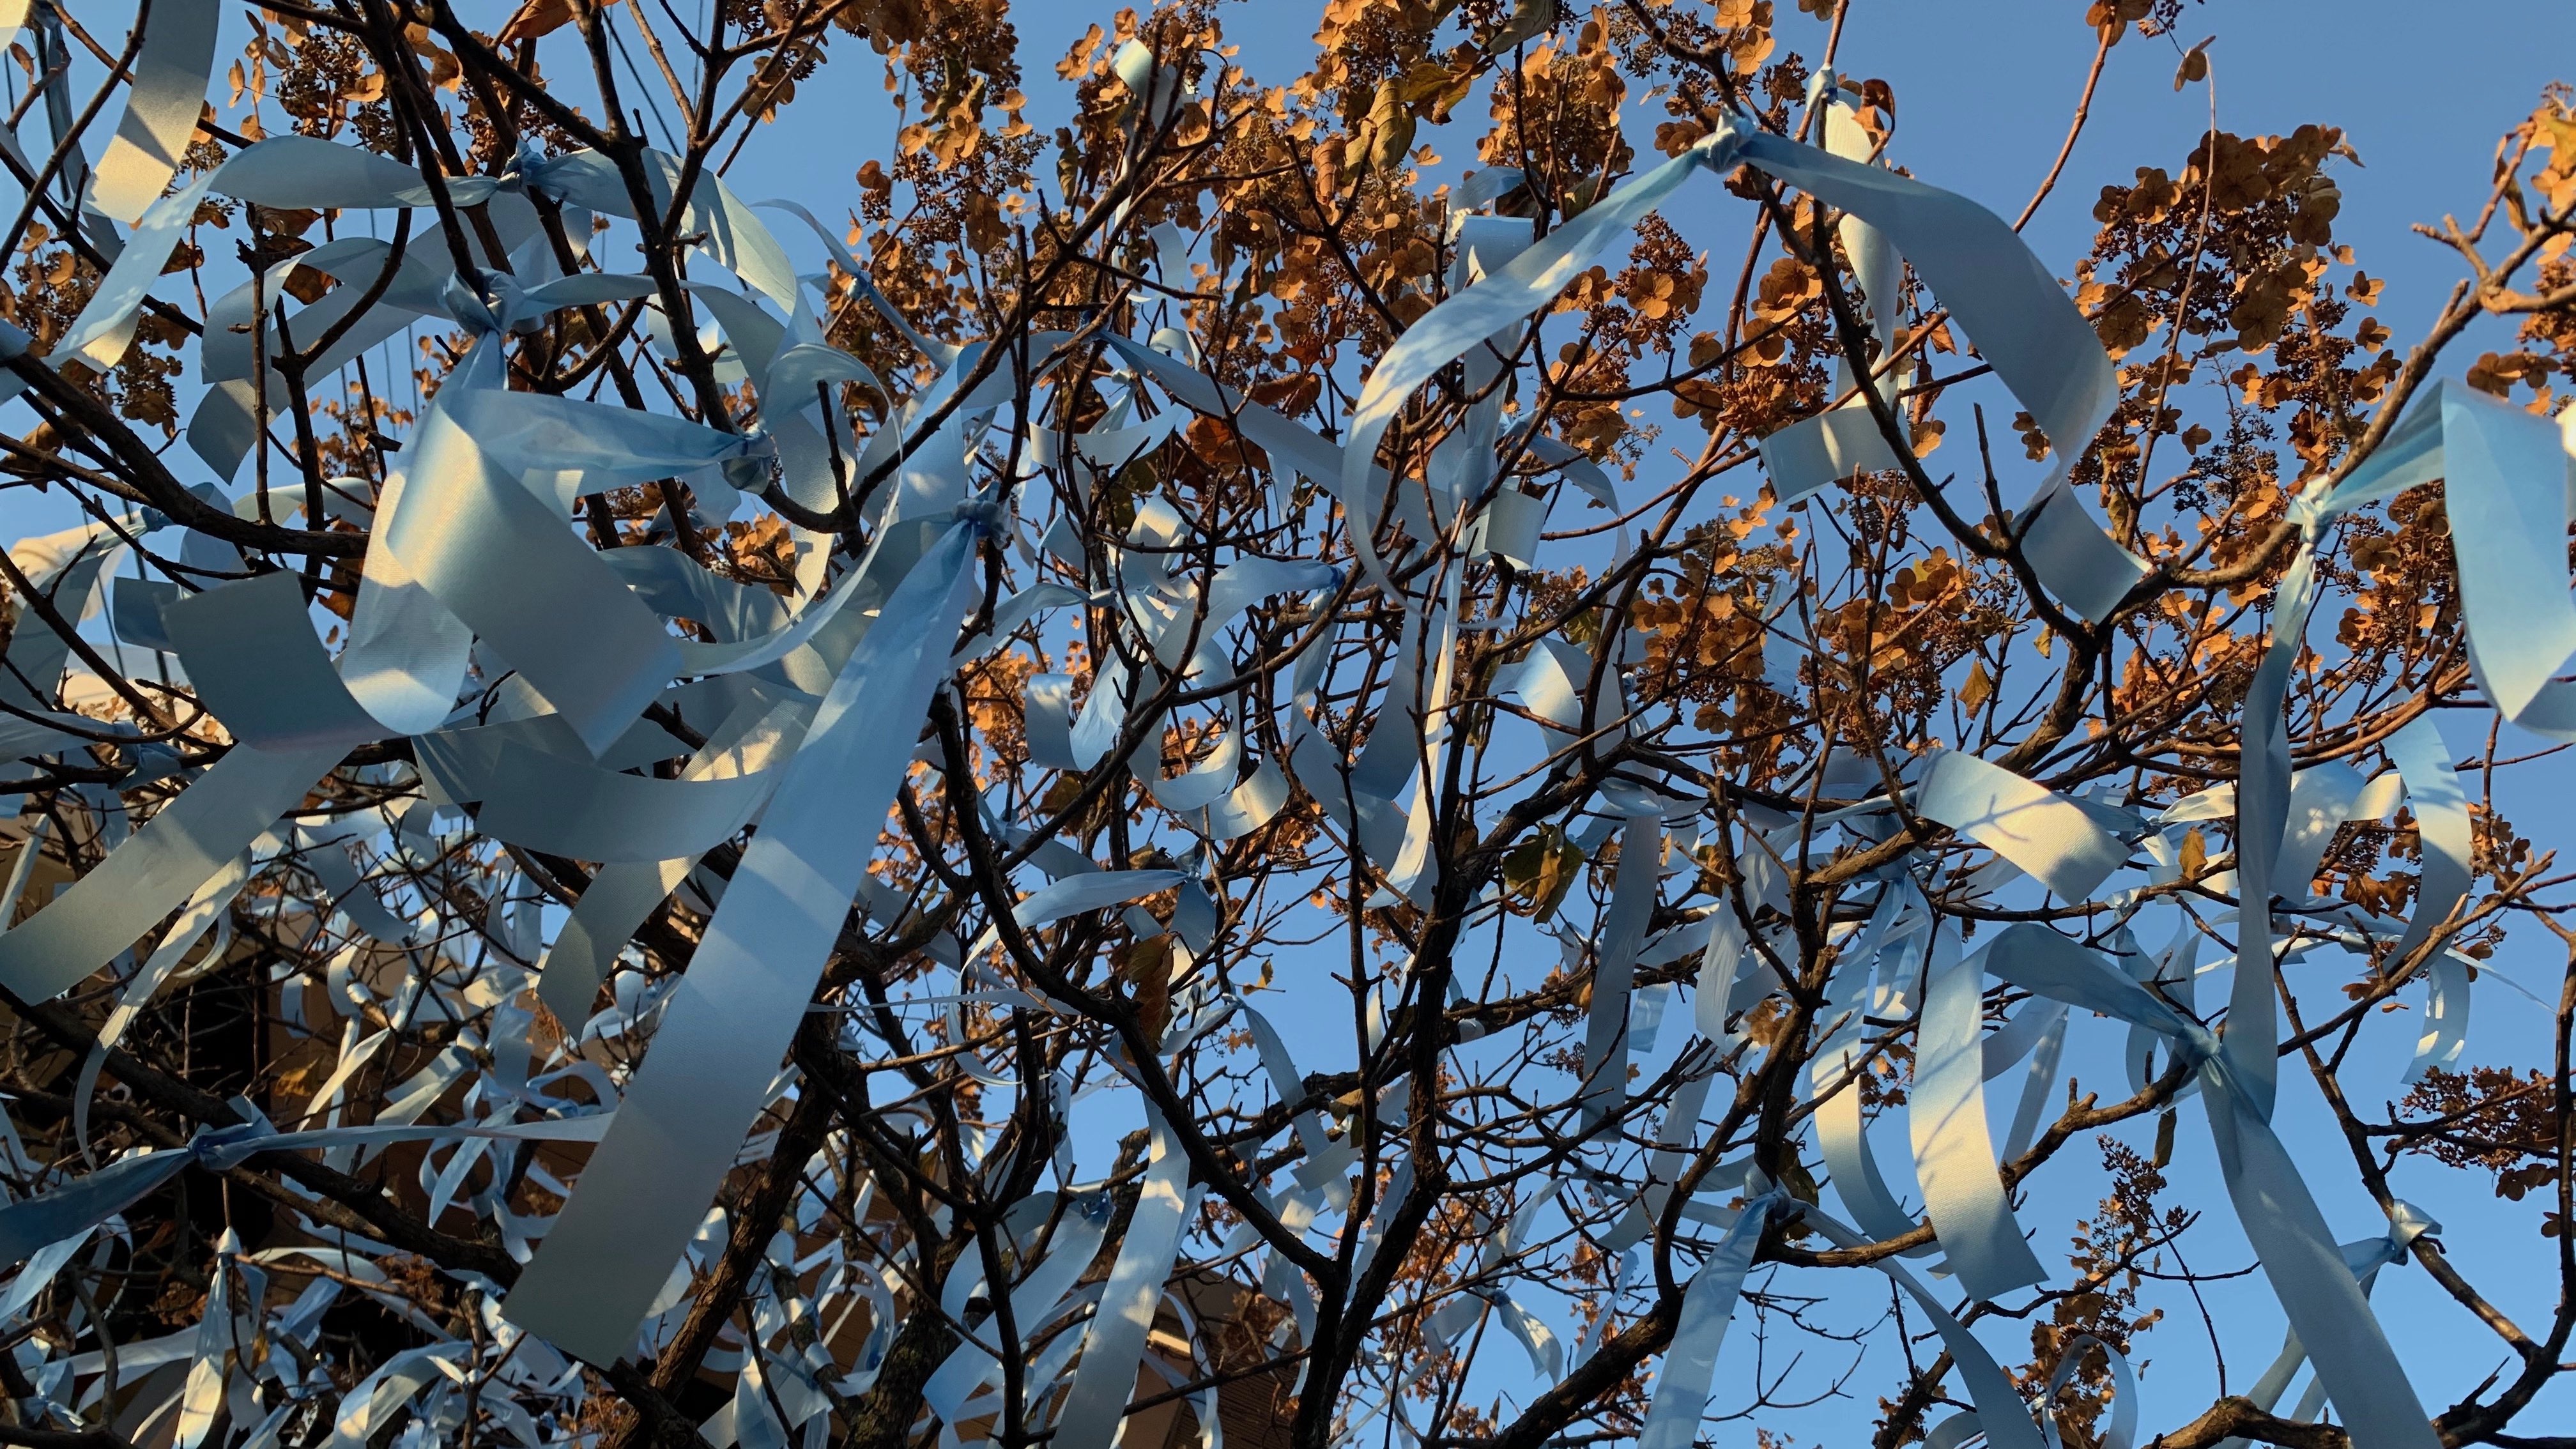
xmin=1026 ymin=3 xmax=2576 ymax=1438
xmin=6 ymin=1 xmax=2576 ymax=1441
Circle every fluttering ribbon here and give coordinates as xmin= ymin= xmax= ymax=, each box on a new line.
xmin=1909 ymin=918 xmax=2049 ymax=1300
xmin=1634 ymin=1193 xmax=1790 ymax=1449
xmin=1912 ymin=749 xmax=2131 ymax=902
xmin=503 ymin=516 xmax=987 ymax=1361
xmin=0 ymin=1114 xmax=612 ymax=1268
xmin=1050 ymin=1110 xmax=1199 ymax=1449
xmin=1344 ymin=114 xmax=2150 ymax=620
xmin=1579 ymin=810 xmax=1662 ymax=1126
xmin=0 ymin=68 xmax=2538 ymax=1449
xmin=1979 ymin=923 xmax=2438 ymax=1449
xmin=87 ymin=0 xmax=223 ymax=226
xmin=0 ymin=742 xmax=343 ymax=1003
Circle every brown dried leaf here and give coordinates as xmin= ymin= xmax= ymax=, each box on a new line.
xmin=497 ymin=0 xmax=576 ymax=45
xmin=2172 ymin=37 xmax=2212 ymax=91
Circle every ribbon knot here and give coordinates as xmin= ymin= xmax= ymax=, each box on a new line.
xmin=442 ymin=270 xmax=542 ymax=338
xmin=503 ymin=141 xmax=570 ymax=205
xmin=718 ymin=443 xmax=778 ymax=496
xmin=2172 ymin=1019 xmax=2222 ymax=1066
xmin=2285 ymin=482 xmax=2334 ymax=536
xmin=1689 ymin=116 xmax=1753 ymax=174
xmin=188 ymin=1120 xmax=274 ymax=1174
xmin=2383 ymin=1198 xmax=2442 ymax=1259
xmin=953 ymin=495 xmax=1007 ymax=537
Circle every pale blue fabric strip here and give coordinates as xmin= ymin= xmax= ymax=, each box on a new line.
xmin=0 ymin=742 xmax=342 ymax=1003
xmin=88 ymin=0 xmax=222 ymax=224
xmin=1759 ymin=408 xmax=1903 ymax=505
xmin=436 ymin=372 xmax=754 ymax=523
xmin=539 ymin=864 xmax=697 ymax=1038
xmin=2324 ymin=383 xmax=2576 ymax=736
xmin=1013 ymin=870 xmax=1187 ymax=927
xmin=61 ymin=171 xmax=217 ymax=369
xmin=2198 ymin=1085 xmax=2437 ymax=1449
xmin=1812 ymin=888 xmax=1926 ymax=1244
xmin=1911 ymin=923 xmax=2048 ymax=1300
xmin=296 ymin=827 xmax=428 ymax=949
xmin=2384 ymin=716 xmax=2472 ymax=963
xmin=1634 ymin=1194 xmax=1785 ymax=1449
xmin=0 ymin=1 xmax=29 ymax=72
xmin=464 ymin=687 xmax=806 ymax=863
xmin=1735 ymin=135 xmax=2106 ymax=496
xmin=2018 ymin=489 xmax=2150 ymax=624
xmin=2428 ymin=385 xmax=2576 ymax=719
xmin=1692 ymin=910 xmax=1751 ymax=1045
xmin=472 ymin=744 xmax=779 ymax=862
xmin=604 ymin=546 xmax=790 ymax=643
xmin=1998 ymin=1001 xmax=2068 ymax=1165
xmin=384 ymin=402 xmax=682 ymax=757
xmin=501 ymin=520 xmax=983 ymax=1363
xmin=1804 ymin=1204 xmax=2047 ymax=1449
xmin=1344 ymin=132 xmax=1740 ymax=595
xmin=211 ymin=133 xmax=477 ymax=210
xmin=1110 ymin=335 xmax=1349 ymax=491
xmin=160 ymin=572 xmax=385 ymax=752
xmin=1050 ymin=1110 xmax=1194 ymax=1449
xmin=1981 ymin=991 xmax=2062 ymax=1080
xmin=2272 ymin=763 xmax=2368 ymax=902
xmin=1817 ymin=1052 xmax=1924 ymax=1244
xmin=0 ymin=1114 xmax=610 ymax=1267
xmin=65 ymin=130 xmax=521 ymax=387
xmin=1579 ymin=812 xmax=1662 ymax=1128
xmin=526 ymin=148 xmax=797 ymax=310
xmin=1242 ymin=1002 xmax=1338 ymax=1167
xmin=2212 ymin=1207 xmax=2440 ymax=1449
xmin=758 ymin=197 xmax=958 ymax=367
xmin=2320 ymin=387 xmax=2448 ymax=516
xmin=2224 ymin=535 xmax=2321 ymax=1121
xmin=1024 ymin=673 xmax=1078 ymax=769
xmin=0 ymin=1149 xmax=192 ymax=1267
xmin=1915 ymin=749 xmax=2127 ymax=901
xmin=186 ymin=240 xmax=450 ymax=482
xmin=919 ymin=1190 xmax=1117 ymax=1422
xmin=1600 ymin=1072 xmax=1721 ymax=1254
xmin=2038 ymin=1333 xmax=2138 ymax=1449
xmin=2403 ymin=951 xmax=2472 ymax=1084
xmin=339 ymin=475 xmax=479 ymax=740
xmin=1979 ymin=924 xmax=2437 ymax=1449
xmin=0 ymin=536 xmax=117 ymax=717
xmin=1733 ymin=132 xmax=2147 ymax=619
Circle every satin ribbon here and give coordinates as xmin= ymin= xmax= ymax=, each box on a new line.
xmin=88 ymin=0 xmax=222 ymax=225
xmin=1048 ymin=1110 xmax=1198 ymax=1449
xmin=1635 ymin=1193 xmax=1790 ymax=1449
xmin=0 ymin=1113 xmax=611 ymax=1268
xmin=1913 ymin=749 xmax=2129 ymax=902
xmin=503 ymin=518 xmax=986 ymax=1361
xmin=1579 ymin=811 xmax=1664 ymax=1128
xmin=0 ymin=742 xmax=344 ymax=1004
xmin=2212 ymin=1202 xmax=2439 ymax=1449
xmin=1805 ymin=1201 xmax=2049 ymax=1449
xmin=1761 ymin=76 xmax=1906 ymax=500
xmin=1911 ymin=918 xmax=2048 ymax=1300
xmin=1342 ymin=115 xmax=2149 ymax=620
xmin=516 ymin=144 xmax=799 ymax=310
xmin=1979 ymin=923 xmax=2437 ymax=1449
